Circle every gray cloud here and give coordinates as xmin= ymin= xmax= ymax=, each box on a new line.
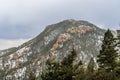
xmin=0 ymin=39 xmax=30 ymax=50
xmin=0 ymin=0 xmax=120 ymax=39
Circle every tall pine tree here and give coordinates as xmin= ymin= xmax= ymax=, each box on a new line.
xmin=87 ymin=58 xmax=95 ymax=74
xmin=97 ymin=29 xmax=118 ymax=72
xmin=41 ymin=49 xmax=77 ymax=80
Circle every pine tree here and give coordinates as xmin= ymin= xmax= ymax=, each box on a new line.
xmin=41 ymin=60 xmax=60 ymax=80
xmin=87 ymin=58 xmax=95 ymax=74
xmin=29 ymin=71 xmax=36 ymax=80
xmin=41 ymin=49 xmax=77 ymax=80
xmin=115 ymin=60 xmax=120 ymax=78
xmin=97 ymin=29 xmax=118 ymax=72
xmin=60 ymin=49 xmax=77 ymax=80
xmin=61 ymin=49 xmax=77 ymax=67
xmin=74 ymin=61 xmax=85 ymax=80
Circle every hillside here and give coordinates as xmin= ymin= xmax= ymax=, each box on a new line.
xmin=0 ymin=19 xmax=106 ymax=79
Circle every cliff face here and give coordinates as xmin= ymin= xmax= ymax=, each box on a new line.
xmin=0 ymin=19 xmax=106 ymax=79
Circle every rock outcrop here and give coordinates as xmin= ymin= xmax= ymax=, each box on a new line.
xmin=0 ymin=20 xmax=106 ymax=79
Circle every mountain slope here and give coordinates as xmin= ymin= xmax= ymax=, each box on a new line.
xmin=0 ymin=19 xmax=105 ymax=79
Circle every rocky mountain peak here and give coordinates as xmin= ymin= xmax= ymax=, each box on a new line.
xmin=0 ymin=20 xmax=106 ymax=79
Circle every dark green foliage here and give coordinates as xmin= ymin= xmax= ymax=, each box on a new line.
xmin=61 ymin=49 xmax=77 ymax=66
xmin=41 ymin=49 xmax=78 ymax=80
xmin=97 ymin=29 xmax=118 ymax=72
xmin=90 ymin=29 xmax=120 ymax=80
xmin=88 ymin=70 xmax=117 ymax=80
xmin=57 ymin=49 xmax=77 ymax=80
xmin=29 ymin=71 xmax=36 ymax=80
xmin=87 ymin=58 xmax=95 ymax=74
xmin=41 ymin=61 xmax=61 ymax=80
xmin=74 ymin=61 xmax=86 ymax=80
xmin=114 ymin=60 xmax=120 ymax=79
xmin=115 ymin=67 xmax=120 ymax=78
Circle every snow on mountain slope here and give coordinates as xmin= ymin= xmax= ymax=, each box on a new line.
xmin=0 ymin=19 xmax=106 ymax=79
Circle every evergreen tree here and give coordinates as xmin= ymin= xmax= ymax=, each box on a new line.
xmin=41 ymin=60 xmax=60 ymax=80
xmin=87 ymin=58 xmax=95 ymax=74
xmin=29 ymin=71 xmax=36 ymax=80
xmin=115 ymin=60 xmax=120 ymax=79
xmin=97 ymin=29 xmax=118 ymax=72
xmin=41 ymin=49 xmax=77 ymax=80
xmin=74 ymin=61 xmax=85 ymax=80
xmin=61 ymin=49 xmax=77 ymax=80
xmin=61 ymin=49 xmax=77 ymax=66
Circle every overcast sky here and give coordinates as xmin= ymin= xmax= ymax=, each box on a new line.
xmin=0 ymin=0 xmax=120 ymax=50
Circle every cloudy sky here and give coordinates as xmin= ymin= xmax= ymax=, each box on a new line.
xmin=0 ymin=0 xmax=120 ymax=50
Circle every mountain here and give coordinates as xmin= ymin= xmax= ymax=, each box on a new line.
xmin=0 ymin=19 xmax=106 ymax=79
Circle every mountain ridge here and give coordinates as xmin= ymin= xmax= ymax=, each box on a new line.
xmin=0 ymin=19 xmax=107 ymax=79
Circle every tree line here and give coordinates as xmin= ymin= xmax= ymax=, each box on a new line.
xmin=36 ymin=29 xmax=120 ymax=80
